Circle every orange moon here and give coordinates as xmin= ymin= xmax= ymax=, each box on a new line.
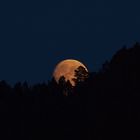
xmin=53 ymin=59 xmax=88 ymax=86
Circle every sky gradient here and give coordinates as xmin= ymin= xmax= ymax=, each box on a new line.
xmin=0 ymin=0 xmax=140 ymax=85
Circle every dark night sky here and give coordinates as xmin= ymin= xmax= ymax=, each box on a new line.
xmin=0 ymin=0 xmax=140 ymax=85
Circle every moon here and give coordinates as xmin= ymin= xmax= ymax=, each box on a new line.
xmin=53 ymin=59 xmax=88 ymax=86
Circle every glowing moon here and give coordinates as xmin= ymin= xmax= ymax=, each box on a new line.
xmin=53 ymin=59 xmax=88 ymax=86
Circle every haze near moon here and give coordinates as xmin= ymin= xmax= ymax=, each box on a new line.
xmin=53 ymin=59 xmax=88 ymax=86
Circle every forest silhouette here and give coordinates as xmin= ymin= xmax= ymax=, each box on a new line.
xmin=0 ymin=42 xmax=140 ymax=140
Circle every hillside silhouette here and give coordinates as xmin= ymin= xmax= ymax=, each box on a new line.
xmin=0 ymin=43 xmax=140 ymax=139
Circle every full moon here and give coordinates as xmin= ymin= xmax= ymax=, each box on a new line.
xmin=53 ymin=59 xmax=88 ymax=86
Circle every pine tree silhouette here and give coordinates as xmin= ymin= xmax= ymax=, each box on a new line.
xmin=72 ymin=66 xmax=89 ymax=86
xmin=0 ymin=42 xmax=140 ymax=139
xmin=58 ymin=76 xmax=73 ymax=96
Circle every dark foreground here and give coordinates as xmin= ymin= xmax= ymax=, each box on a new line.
xmin=1 ymin=43 xmax=140 ymax=140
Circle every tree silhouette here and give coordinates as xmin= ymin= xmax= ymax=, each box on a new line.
xmin=72 ymin=66 xmax=89 ymax=85
xmin=58 ymin=76 xmax=66 ymax=87
xmin=14 ymin=82 xmax=23 ymax=96
xmin=47 ymin=77 xmax=59 ymax=96
xmin=58 ymin=76 xmax=73 ymax=96
xmin=0 ymin=42 xmax=140 ymax=139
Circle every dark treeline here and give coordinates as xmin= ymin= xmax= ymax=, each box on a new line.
xmin=1 ymin=43 xmax=140 ymax=139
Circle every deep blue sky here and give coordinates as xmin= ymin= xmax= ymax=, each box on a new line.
xmin=1 ymin=0 xmax=140 ymax=85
